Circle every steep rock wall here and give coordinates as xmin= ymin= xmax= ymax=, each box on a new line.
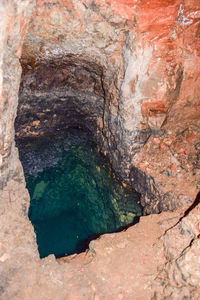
xmin=0 ymin=1 xmax=200 ymax=299
xmin=0 ymin=0 xmax=35 ymax=188
xmin=15 ymin=0 xmax=200 ymax=213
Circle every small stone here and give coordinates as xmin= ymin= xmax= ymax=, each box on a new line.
xmin=0 ymin=253 xmax=9 ymax=262
xmin=195 ymin=143 xmax=200 ymax=151
xmin=89 ymin=240 xmax=96 ymax=250
xmin=117 ymin=242 xmax=126 ymax=249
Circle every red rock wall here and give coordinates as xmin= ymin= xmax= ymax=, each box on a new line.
xmin=131 ymin=0 xmax=200 ymax=211
xmin=0 ymin=1 xmax=200 ymax=299
xmin=16 ymin=0 xmax=200 ymax=212
xmin=0 ymin=0 xmax=200 ymax=208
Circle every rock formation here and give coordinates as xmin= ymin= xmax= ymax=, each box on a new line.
xmin=0 ymin=0 xmax=200 ymax=299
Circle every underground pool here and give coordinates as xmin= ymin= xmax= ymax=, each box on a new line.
xmin=16 ymin=129 xmax=143 ymax=258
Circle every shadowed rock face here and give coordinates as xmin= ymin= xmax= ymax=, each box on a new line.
xmin=0 ymin=0 xmax=200 ymax=299
xmin=13 ymin=0 xmax=199 ymax=214
xmin=15 ymin=58 xmax=105 ymax=144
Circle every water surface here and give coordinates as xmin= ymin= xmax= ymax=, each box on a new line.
xmin=17 ymin=131 xmax=142 ymax=258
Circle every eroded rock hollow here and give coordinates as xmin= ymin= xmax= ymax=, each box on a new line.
xmin=0 ymin=0 xmax=200 ymax=299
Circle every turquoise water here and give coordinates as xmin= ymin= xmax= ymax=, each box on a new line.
xmin=19 ymin=134 xmax=142 ymax=258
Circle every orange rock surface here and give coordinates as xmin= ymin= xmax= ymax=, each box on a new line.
xmin=0 ymin=0 xmax=200 ymax=299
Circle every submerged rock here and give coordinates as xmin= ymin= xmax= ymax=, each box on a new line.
xmin=18 ymin=132 xmax=142 ymax=258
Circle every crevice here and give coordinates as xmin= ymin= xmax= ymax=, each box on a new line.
xmin=164 ymin=191 xmax=200 ymax=237
xmin=182 ymin=191 xmax=200 ymax=217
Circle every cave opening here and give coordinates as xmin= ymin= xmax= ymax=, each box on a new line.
xmin=15 ymin=58 xmax=143 ymax=258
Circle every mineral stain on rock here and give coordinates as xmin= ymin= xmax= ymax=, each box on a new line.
xmin=17 ymin=130 xmax=142 ymax=258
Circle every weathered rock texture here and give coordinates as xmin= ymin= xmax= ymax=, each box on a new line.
xmin=15 ymin=59 xmax=106 ymax=154
xmin=15 ymin=0 xmax=200 ymax=213
xmin=0 ymin=0 xmax=200 ymax=299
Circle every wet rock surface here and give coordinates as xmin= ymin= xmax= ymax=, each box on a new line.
xmin=16 ymin=129 xmax=89 ymax=176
